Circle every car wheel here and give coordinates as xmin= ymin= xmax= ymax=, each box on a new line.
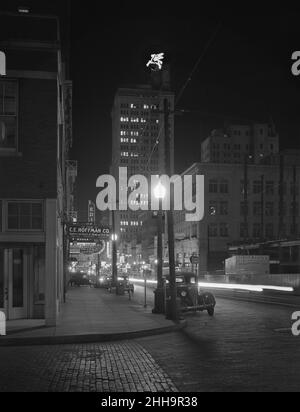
xmin=207 ymin=307 xmax=214 ymax=317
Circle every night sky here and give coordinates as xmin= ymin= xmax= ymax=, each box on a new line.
xmin=2 ymin=1 xmax=300 ymax=220
xmin=70 ymin=2 xmax=300 ymax=219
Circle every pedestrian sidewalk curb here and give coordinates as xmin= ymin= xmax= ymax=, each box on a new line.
xmin=0 ymin=321 xmax=187 ymax=347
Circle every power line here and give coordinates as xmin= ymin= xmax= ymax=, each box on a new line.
xmin=175 ymin=23 xmax=222 ymax=108
xmin=146 ymin=23 xmax=222 ymax=170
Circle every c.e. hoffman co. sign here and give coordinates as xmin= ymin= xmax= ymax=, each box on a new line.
xmin=68 ymin=224 xmax=110 ymax=241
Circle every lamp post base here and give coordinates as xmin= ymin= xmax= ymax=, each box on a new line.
xmin=152 ymin=288 xmax=165 ymax=314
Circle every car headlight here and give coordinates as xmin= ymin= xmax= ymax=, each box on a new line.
xmin=181 ymin=291 xmax=187 ymax=297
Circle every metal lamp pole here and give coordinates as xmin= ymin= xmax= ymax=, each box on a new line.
xmin=163 ymin=98 xmax=178 ymax=322
xmin=111 ymin=209 xmax=118 ymax=287
xmin=153 ymin=185 xmax=165 ymax=314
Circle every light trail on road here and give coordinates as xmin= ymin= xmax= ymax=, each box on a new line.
xmin=129 ymin=278 xmax=294 ymax=293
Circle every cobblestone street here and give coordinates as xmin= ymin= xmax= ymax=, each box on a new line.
xmin=1 ymin=298 xmax=300 ymax=392
xmin=0 ymin=341 xmax=177 ymax=392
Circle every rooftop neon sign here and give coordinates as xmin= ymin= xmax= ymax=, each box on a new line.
xmin=146 ymin=53 xmax=164 ymax=71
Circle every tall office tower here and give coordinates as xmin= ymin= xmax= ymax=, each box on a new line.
xmin=111 ymin=85 xmax=174 ymax=252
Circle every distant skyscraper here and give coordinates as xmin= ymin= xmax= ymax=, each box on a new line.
xmin=111 ymin=85 xmax=174 ymax=244
xmin=201 ymin=123 xmax=279 ymax=164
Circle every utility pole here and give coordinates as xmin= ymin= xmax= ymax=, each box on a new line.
xmin=164 ymin=98 xmax=178 ymax=322
xmin=278 ymin=154 xmax=284 ymax=273
xmin=97 ymin=253 xmax=101 ymax=278
xmin=278 ymin=154 xmax=284 ymax=238
xmin=261 ymin=174 xmax=264 ymax=241
xmin=292 ymin=165 xmax=297 ymax=237
xmin=156 ymin=207 xmax=163 ymax=289
xmin=111 ymin=209 xmax=118 ymax=287
xmin=243 ymin=154 xmax=249 ymax=246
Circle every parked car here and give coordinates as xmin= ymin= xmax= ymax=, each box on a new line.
xmin=115 ymin=275 xmax=134 ymax=295
xmin=69 ymin=273 xmax=92 ymax=287
xmin=165 ymin=272 xmax=216 ymax=316
xmin=95 ymin=275 xmax=112 ymax=289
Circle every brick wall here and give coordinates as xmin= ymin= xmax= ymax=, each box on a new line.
xmin=0 ymin=77 xmax=58 ymax=199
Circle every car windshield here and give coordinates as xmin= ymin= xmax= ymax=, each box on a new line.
xmin=165 ymin=275 xmax=196 ymax=284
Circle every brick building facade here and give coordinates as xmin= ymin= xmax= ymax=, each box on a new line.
xmin=0 ymin=9 xmax=73 ymax=325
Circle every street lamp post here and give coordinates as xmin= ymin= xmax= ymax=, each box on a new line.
xmin=163 ymin=98 xmax=178 ymax=322
xmin=153 ymin=182 xmax=166 ymax=314
xmin=111 ymin=209 xmax=118 ymax=288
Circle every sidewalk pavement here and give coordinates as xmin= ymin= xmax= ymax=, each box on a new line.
xmin=1 ymin=287 xmax=183 ymax=346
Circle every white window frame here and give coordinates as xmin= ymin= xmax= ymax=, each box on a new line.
xmin=0 ymin=79 xmax=19 ymax=154
xmin=4 ymin=200 xmax=44 ymax=232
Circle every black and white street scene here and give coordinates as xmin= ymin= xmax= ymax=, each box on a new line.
xmin=0 ymin=0 xmax=300 ymax=395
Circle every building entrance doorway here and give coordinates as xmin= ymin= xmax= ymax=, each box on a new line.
xmin=0 ymin=248 xmax=28 ymax=320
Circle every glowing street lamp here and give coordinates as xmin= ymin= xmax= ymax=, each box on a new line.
xmin=154 ymin=181 xmax=166 ymax=200
xmin=111 ymin=234 xmax=118 ymax=242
